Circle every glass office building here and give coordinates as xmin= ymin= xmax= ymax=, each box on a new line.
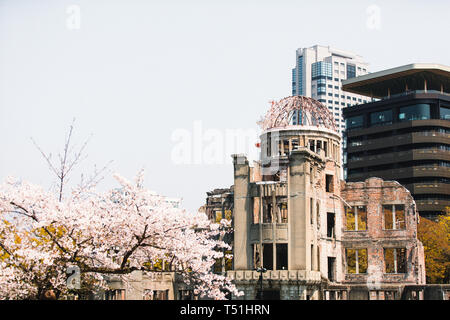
xmin=291 ymin=45 xmax=370 ymax=134
xmin=343 ymin=63 xmax=450 ymax=218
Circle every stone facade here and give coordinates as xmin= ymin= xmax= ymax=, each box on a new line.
xmin=205 ymin=96 xmax=427 ymax=300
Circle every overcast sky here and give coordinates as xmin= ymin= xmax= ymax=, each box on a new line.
xmin=1 ymin=0 xmax=450 ymax=212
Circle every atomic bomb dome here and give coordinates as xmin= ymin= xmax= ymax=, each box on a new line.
xmin=258 ymin=96 xmax=337 ymax=132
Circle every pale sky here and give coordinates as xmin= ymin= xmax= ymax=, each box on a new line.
xmin=1 ymin=0 xmax=450 ymax=212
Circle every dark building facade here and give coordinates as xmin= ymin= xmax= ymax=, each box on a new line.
xmin=342 ymin=64 xmax=450 ymax=218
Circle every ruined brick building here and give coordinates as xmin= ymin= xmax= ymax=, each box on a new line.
xmin=205 ymin=96 xmax=427 ymax=300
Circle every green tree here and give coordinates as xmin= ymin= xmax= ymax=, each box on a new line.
xmin=417 ymin=209 xmax=450 ymax=283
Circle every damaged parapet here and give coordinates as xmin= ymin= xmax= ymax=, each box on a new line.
xmin=205 ymin=96 xmax=427 ymax=300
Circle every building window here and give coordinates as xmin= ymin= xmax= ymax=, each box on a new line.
xmin=349 ymin=138 xmax=363 ymax=147
xmin=143 ymin=289 xmax=169 ymax=300
xmin=346 ymin=248 xmax=368 ymax=274
xmin=384 ymin=248 xmax=407 ymax=273
xmin=311 ymin=61 xmax=332 ymax=80
xmin=276 ymin=244 xmax=288 ymax=270
xmin=253 ymin=197 xmax=261 ymax=224
xmin=263 ymin=243 xmax=273 ymax=270
xmin=262 ymin=198 xmax=272 ymax=223
xmin=252 ymin=244 xmax=261 ymax=269
xmin=346 ymin=205 xmax=367 ymax=231
xmin=328 ymin=257 xmax=336 ymax=281
xmin=327 ymin=212 xmax=335 ymax=237
xmin=399 ymin=104 xmax=431 ymax=121
xmin=178 ymin=290 xmax=196 ymax=300
xmin=346 ymin=115 xmax=363 ymax=129
xmin=347 ymin=64 xmax=356 ymax=79
xmin=383 ymin=204 xmax=405 ymax=230
xmin=325 ymin=174 xmax=334 ymax=193
xmin=440 ymin=106 xmax=450 ymax=120
xmin=105 ymin=289 xmax=126 ymax=300
xmin=279 ymin=201 xmax=288 ymax=223
xmin=262 ymin=196 xmax=287 ymax=223
xmin=370 ymin=109 xmax=392 ymax=126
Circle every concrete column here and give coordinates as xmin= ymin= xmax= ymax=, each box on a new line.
xmin=288 ymin=151 xmax=308 ymax=270
xmin=312 ymin=243 xmax=318 ymax=271
xmin=232 ymin=154 xmax=252 ymax=270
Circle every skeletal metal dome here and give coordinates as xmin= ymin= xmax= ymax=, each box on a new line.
xmin=258 ymin=96 xmax=337 ymax=132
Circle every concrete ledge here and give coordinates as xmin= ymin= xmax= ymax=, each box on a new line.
xmin=227 ymin=270 xmax=321 ymax=283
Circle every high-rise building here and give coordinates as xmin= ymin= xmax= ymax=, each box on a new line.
xmin=342 ymin=63 xmax=450 ymax=219
xmin=291 ymin=45 xmax=370 ymax=134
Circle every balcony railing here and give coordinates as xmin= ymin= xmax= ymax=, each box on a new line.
xmin=380 ymin=90 xmax=450 ymax=101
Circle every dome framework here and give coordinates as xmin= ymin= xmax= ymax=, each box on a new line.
xmin=258 ymin=96 xmax=338 ymax=132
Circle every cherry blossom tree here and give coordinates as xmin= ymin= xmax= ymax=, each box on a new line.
xmin=0 ymin=124 xmax=241 ymax=300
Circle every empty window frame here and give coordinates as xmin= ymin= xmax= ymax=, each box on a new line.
xmin=262 ymin=196 xmax=288 ymax=223
xmin=262 ymin=198 xmax=273 ymax=223
xmin=384 ymin=248 xmax=407 ymax=274
xmin=316 ymin=140 xmax=322 ymax=153
xmin=316 ymin=201 xmax=320 ymax=227
xmin=291 ymin=138 xmax=299 ymax=151
xmin=178 ymin=290 xmax=196 ymax=300
xmin=277 ymin=199 xmax=288 ymax=223
xmin=263 ymin=243 xmax=273 ymax=270
xmin=276 ymin=244 xmax=288 ymax=270
xmin=325 ymin=174 xmax=334 ymax=192
xmin=253 ymin=197 xmax=261 ymax=224
xmin=327 ymin=212 xmax=335 ymax=237
xmin=283 ymin=140 xmax=290 ymax=155
xmin=345 ymin=205 xmax=367 ymax=231
xmin=309 ymin=140 xmax=316 ymax=152
xmin=383 ymin=204 xmax=405 ymax=230
xmin=105 ymin=289 xmax=126 ymax=300
xmin=346 ymin=248 xmax=368 ymax=274
xmin=328 ymin=257 xmax=336 ymax=281
xmin=252 ymin=244 xmax=261 ymax=269
xmin=143 ymin=289 xmax=169 ymax=300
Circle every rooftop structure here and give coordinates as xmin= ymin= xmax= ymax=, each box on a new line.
xmin=258 ymin=96 xmax=337 ymax=132
xmin=343 ymin=63 xmax=450 ymax=99
xmin=342 ymin=63 xmax=450 ymax=218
